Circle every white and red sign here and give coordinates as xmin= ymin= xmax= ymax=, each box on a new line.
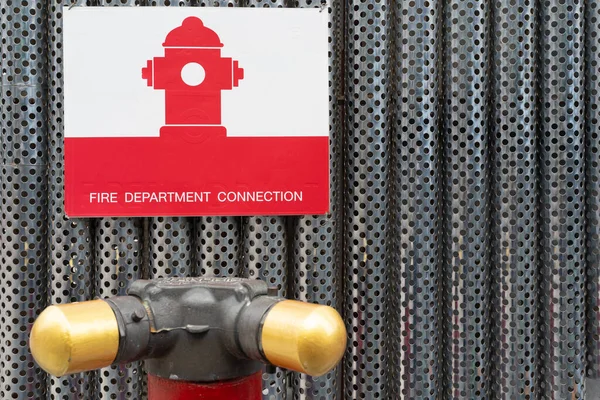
xmin=63 ymin=8 xmax=329 ymax=217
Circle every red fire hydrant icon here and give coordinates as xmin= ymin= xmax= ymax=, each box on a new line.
xmin=142 ymin=17 xmax=244 ymax=134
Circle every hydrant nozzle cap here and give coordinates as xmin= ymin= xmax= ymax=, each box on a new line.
xmin=163 ymin=17 xmax=224 ymax=48
xmin=30 ymin=300 xmax=120 ymax=377
xmin=261 ymin=301 xmax=347 ymax=377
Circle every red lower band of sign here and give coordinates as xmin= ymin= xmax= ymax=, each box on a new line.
xmin=64 ymin=127 xmax=329 ymax=217
xmin=147 ymin=372 xmax=262 ymax=400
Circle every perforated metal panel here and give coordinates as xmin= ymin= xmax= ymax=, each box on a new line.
xmin=587 ymin=0 xmax=600 ymax=379
xmin=242 ymin=215 xmax=288 ymax=399
xmin=199 ymin=0 xmax=239 ymax=5
xmin=245 ymin=0 xmax=287 ymax=6
xmin=290 ymin=0 xmax=342 ymax=399
xmin=488 ymin=0 xmax=538 ymax=396
xmin=196 ymin=217 xmax=241 ymax=277
xmin=389 ymin=0 xmax=442 ymax=398
xmin=0 ymin=0 xmax=49 ymax=398
xmin=47 ymin=0 xmax=95 ymax=398
xmin=94 ymin=217 xmax=144 ymax=399
xmin=148 ymin=0 xmax=189 ymax=5
xmin=96 ymin=0 xmax=142 ymax=5
xmin=0 ymin=161 xmax=48 ymax=400
xmin=3 ymin=0 xmax=600 ymax=398
xmin=0 ymin=163 xmax=48 ymax=400
xmin=440 ymin=0 xmax=491 ymax=397
xmin=344 ymin=1 xmax=391 ymax=399
xmin=148 ymin=217 xmax=194 ymax=278
xmin=538 ymin=0 xmax=587 ymax=397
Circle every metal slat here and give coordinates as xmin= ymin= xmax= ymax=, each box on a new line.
xmin=94 ymin=217 xmax=144 ymax=399
xmin=389 ymin=0 xmax=442 ymax=398
xmin=240 ymin=1 xmax=289 ymax=399
xmin=146 ymin=0 xmax=195 ymax=282
xmin=0 ymin=0 xmax=49 ymax=397
xmin=199 ymin=0 xmax=240 ymax=5
xmin=148 ymin=0 xmax=190 ymax=4
xmin=489 ymin=0 xmax=539 ymax=397
xmin=92 ymin=2 xmax=145 ymax=399
xmin=47 ymin=0 xmax=95 ymax=398
xmin=96 ymin=0 xmax=143 ymax=4
xmin=290 ymin=0 xmax=342 ymax=398
xmin=0 ymin=164 xmax=48 ymax=399
xmin=245 ymin=0 xmax=287 ymax=5
xmin=586 ymin=0 xmax=600 ymax=379
xmin=440 ymin=0 xmax=492 ymax=396
xmin=488 ymin=0 xmax=539 ymax=398
xmin=195 ymin=0 xmax=242 ymax=287
xmin=196 ymin=216 xmax=241 ymax=277
xmin=242 ymin=216 xmax=288 ymax=399
xmin=344 ymin=1 xmax=392 ymax=398
xmin=0 ymin=6 xmax=3 ymax=385
xmin=0 ymin=167 xmax=49 ymax=399
xmin=148 ymin=0 xmax=241 ymax=300
xmin=149 ymin=217 xmax=194 ymax=278
xmin=538 ymin=0 xmax=587 ymax=396
xmin=194 ymin=1 xmax=242 ymax=288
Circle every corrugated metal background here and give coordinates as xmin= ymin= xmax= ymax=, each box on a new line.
xmin=1 ymin=0 xmax=600 ymax=398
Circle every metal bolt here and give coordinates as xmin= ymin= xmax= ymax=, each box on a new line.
xmin=131 ymin=309 xmax=145 ymax=322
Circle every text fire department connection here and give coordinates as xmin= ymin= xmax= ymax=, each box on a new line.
xmin=90 ymin=190 xmax=303 ymax=204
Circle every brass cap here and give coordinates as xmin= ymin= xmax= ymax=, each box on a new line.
xmin=261 ymin=300 xmax=346 ymax=377
xmin=30 ymin=300 xmax=120 ymax=376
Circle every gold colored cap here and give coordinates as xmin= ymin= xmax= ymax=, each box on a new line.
xmin=261 ymin=300 xmax=346 ymax=377
xmin=30 ymin=300 xmax=120 ymax=376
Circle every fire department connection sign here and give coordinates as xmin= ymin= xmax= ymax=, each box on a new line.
xmin=63 ymin=8 xmax=329 ymax=217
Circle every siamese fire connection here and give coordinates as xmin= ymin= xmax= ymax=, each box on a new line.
xmin=29 ymin=277 xmax=346 ymax=400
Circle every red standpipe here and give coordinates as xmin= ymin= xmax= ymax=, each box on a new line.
xmin=148 ymin=372 xmax=262 ymax=400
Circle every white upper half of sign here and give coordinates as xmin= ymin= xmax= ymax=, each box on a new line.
xmin=63 ymin=8 xmax=329 ymax=138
